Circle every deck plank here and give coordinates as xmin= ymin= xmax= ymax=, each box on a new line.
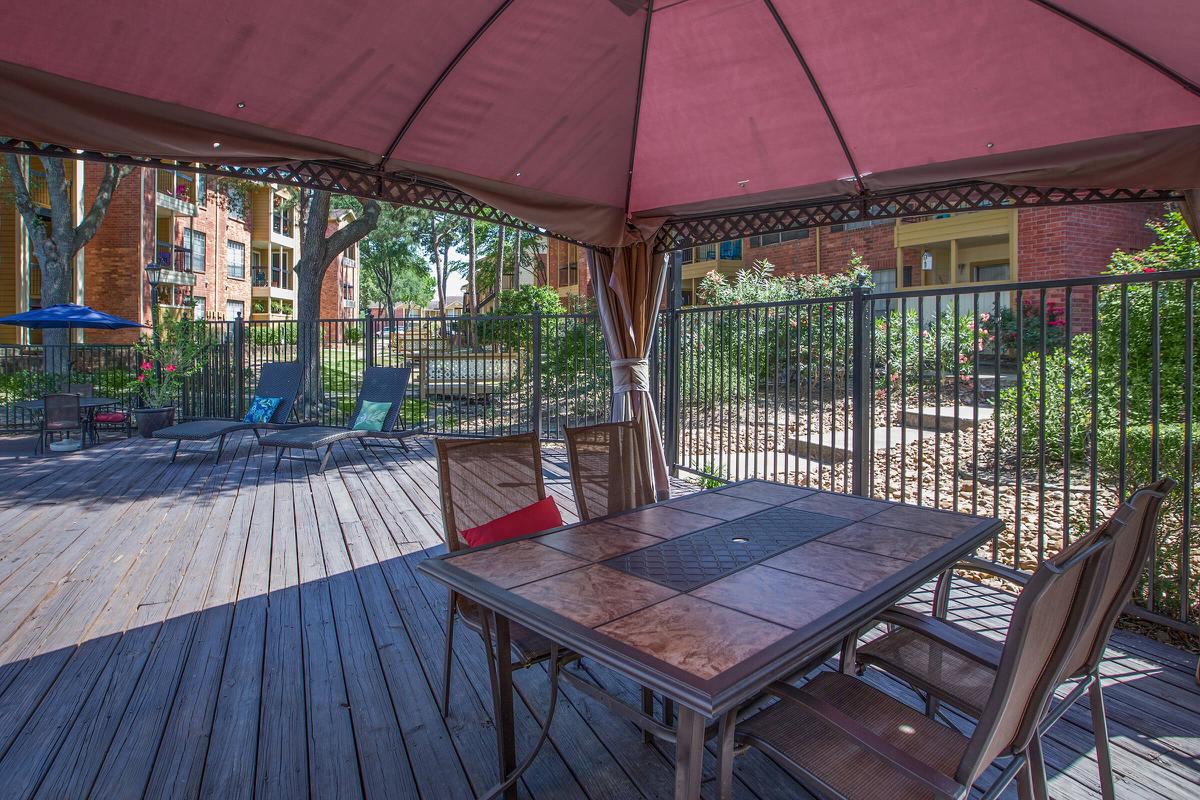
xmin=0 ymin=435 xmax=1195 ymax=800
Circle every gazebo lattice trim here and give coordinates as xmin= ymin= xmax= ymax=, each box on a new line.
xmin=0 ymin=138 xmax=1182 ymax=254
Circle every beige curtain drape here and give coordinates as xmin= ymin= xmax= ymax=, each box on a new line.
xmin=587 ymin=241 xmax=671 ymax=500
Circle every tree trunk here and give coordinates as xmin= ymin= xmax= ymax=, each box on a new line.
xmin=466 ymin=221 xmax=477 ymax=347
xmin=3 ymin=155 xmax=129 ymax=383
xmin=495 ymin=224 xmax=506 ymax=302
xmin=293 ymin=190 xmax=380 ymax=420
xmin=511 ymin=228 xmax=522 ymax=289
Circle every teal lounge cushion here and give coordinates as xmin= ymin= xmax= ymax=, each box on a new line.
xmin=352 ymin=400 xmax=391 ymax=431
xmin=244 ymin=395 xmax=282 ymax=424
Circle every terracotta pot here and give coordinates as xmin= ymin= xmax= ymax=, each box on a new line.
xmin=133 ymin=406 xmax=175 ymax=438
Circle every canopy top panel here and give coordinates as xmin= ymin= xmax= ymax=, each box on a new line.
xmin=2 ymin=0 xmax=1198 ymax=247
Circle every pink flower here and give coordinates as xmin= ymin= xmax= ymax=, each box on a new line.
xmin=959 ymin=354 xmax=968 ymax=363
xmin=1142 ymin=267 xmax=1157 ymax=274
xmin=165 ymin=364 xmax=177 ymax=373
xmin=137 ymin=374 xmax=145 ymax=383
xmin=979 ymin=313 xmax=990 ymax=323
xmin=140 ymin=361 xmax=152 ymax=370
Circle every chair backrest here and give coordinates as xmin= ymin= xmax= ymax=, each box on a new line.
xmin=565 ymin=421 xmax=654 ymax=520
xmin=68 ymin=383 xmax=93 ymax=397
xmin=435 ymin=432 xmax=546 ymax=552
xmin=956 ymin=507 xmax=1117 ymax=787
xmin=1062 ymin=477 xmax=1175 ymax=678
xmin=254 ymin=361 xmax=303 ymax=423
xmin=350 ymin=366 xmax=412 ymax=432
xmin=43 ymin=393 xmax=81 ymax=430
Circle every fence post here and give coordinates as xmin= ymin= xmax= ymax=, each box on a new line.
xmin=531 ymin=309 xmax=542 ymax=439
xmin=364 ymin=309 xmax=375 ymax=368
xmin=233 ymin=312 xmax=246 ymax=420
xmin=664 ymin=255 xmax=682 ymax=477
xmin=850 ymin=276 xmax=873 ymax=497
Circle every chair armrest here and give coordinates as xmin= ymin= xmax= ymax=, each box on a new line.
xmin=878 ymin=608 xmax=1003 ymax=669
xmin=932 ymin=555 xmax=1027 ymax=619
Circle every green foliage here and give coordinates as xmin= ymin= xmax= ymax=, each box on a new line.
xmin=874 ymin=308 xmax=993 ymax=387
xmin=248 ymin=322 xmax=298 ymax=346
xmin=698 ymin=255 xmax=871 ymax=305
xmin=481 ymin=286 xmax=566 ymax=350
xmin=342 ymin=326 xmax=364 ymax=344
xmin=359 ymin=204 xmax=436 ymax=310
xmin=986 ymin=298 xmax=1068 ymax=361
xmin=684 ymin=259 xmax=872 ymax=401
xmin=998 ymin=333 xmax=1095 ymax=464
xmin=134 ymin=315 xmax=216 ymax=407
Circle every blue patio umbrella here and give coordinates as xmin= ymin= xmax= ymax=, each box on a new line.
xmin=0 ymin=303 xmax=144 ymax=386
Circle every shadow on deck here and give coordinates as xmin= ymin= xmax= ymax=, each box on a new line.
xmin=0 ymin=435 xmax=1195 ymax=799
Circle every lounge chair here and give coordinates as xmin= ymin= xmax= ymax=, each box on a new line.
xmin=153 ymin=360 xmax=303 ymax=462
xmin=257 ymin=366 xmax=412 ymax=473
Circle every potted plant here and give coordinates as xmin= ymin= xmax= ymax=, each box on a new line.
xmin=132 ymin=315 xmax=212 ymax=437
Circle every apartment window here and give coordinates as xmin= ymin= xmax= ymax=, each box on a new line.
xmin=193 ymin=296 xmax=207 ymax=320
xmin=226 ymin=240 xmax=246 ymax=279
xmin=225 ymin=300 xmax=244 ymax=320
xmin=224 ymin=186 xmax=247 ymax=221
xmin=830 ymin=219 xmax=893 ymax=233
xmin=558 ymin=261 xmax=578 ymax=287
xmin=181 ymin=228 xmax=206 ymax=272
xmin=872 ymin=267 xmax=896 ymax=293
xmin=749 ymin=230 xmax=808 ymax=247
xmin=196 ymin=173 xmax=207 ymax=207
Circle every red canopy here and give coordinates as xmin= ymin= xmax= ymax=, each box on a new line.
xmin=2 ymin=0 xmax=1199 ymax=245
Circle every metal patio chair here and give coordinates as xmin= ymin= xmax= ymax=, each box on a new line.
xmin=848 ymin=478 xmax=1175 ymax=800
xmin=733 ymin=509 xmax=1117 ymax=800
xmin=564 ymin=420 xmax=669 ymax=735
xmin=564 ymin=421 xmax=654 ymax=521
xmin=152 ymin=360 xmax=303 ymax=462
xmin=36 ymin=393 xmax=83 ymax=454
xmin=435 ymin=432 xmax=562 ymax=717
xmin=258 ymin=366 xmax=412 ymax=473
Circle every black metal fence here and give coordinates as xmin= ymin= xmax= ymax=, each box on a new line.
xmin=1 ymin=273 xmax=1195 ymax=630
xmin=669 ymin=270 xmax=1200 ymax=632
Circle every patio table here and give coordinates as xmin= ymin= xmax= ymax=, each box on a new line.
xmin=16 ymin=397 xmax=121 ymax=448
xmin=419 ymin=480 xmax=1002 ymax=800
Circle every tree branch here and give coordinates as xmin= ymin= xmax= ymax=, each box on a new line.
xmin=72 ymin=164 xmax=132 ymax=253
xmin=3 ymin=154 xmax=48 ymax=254
xmin=325 ymin=199 xmax=380 ymax=257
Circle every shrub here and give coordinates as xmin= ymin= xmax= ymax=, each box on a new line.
xmin=343 ymin=326 xmax=364 ymax=344
xmin=873 ymin=308 xmax=992 ymax=388
xmin=248 ymin=322 xmax=298 ymax=346
xmin=985 ymin=297 xmax=1068 ymax=361
xmin=998 ymin=333 xmax=1095 ymax=464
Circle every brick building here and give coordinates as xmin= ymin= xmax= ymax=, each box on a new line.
xmin=319 ymin=208 xmax=362 ymax=321
xmin=539 ymin=204 xmax=1164 ymax=309
xmin=544 ymin=239 xmax=592 ymax=308
xmin=0 ymin=158 xmax=310 ymax=345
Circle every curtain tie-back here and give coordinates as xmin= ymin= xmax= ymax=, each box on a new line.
xmin=611 ymin=357 xmax=650 ymax=394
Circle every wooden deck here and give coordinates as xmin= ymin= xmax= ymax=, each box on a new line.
xmin=0 ymin=435 xmax=1195 ymax=800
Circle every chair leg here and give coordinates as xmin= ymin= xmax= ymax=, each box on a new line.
xmin=171 ymin=440 xmax=181 ymax=463
xmin=925 ymin=693 xmax=941 ymax=719
xmin=318 ymin=446 xmax=333 ymax=473
xmin=215 ymin=433 xmax=227 ymax=462
xmin=440 ymin=600 xmax=457 ymax=718
xmin=1026 ymin=735 xmax=1050 ymax=800
xmin=641 ymin=687 xmax=654 ymax=744
xmin=1089 ymin=674 xmax=1116 ymax=800
xmin=273 ymin=448 xmax=285 ymax=472
xmin=1015 ymin=758 xmax=1036 ymax=800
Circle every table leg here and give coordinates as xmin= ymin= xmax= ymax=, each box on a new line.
xmin=674 ymin=707 xmax=705 ymax=800
xmin=488 ymin=612 xmax=518 ymax=800
xmin=716 ymin=709 xmax=737 ymax=800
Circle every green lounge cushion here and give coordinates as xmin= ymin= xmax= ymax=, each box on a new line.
xmin=244 ymin=395 xmax=282 ymax=424
xmin=352 ymin=400 xmax=392 ymax=431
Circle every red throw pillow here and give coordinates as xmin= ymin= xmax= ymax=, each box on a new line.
xmin=460 ymin=496 xmax=563 ymax=548
xmin=94 ymin=411 xmax=127 ymax=423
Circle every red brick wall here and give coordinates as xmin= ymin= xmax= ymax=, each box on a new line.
xmin=187 ymin=186 xmax=252 ymax=321
xmin=544 ymin=239 xmax=591 ymax=305
xmin=82 ymin=167 xmax=254 ymax=342
xmin=82 ymin=165 xmax=151 ymax=344
xmin=744 ymin=222 xmax=897 ymax=278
